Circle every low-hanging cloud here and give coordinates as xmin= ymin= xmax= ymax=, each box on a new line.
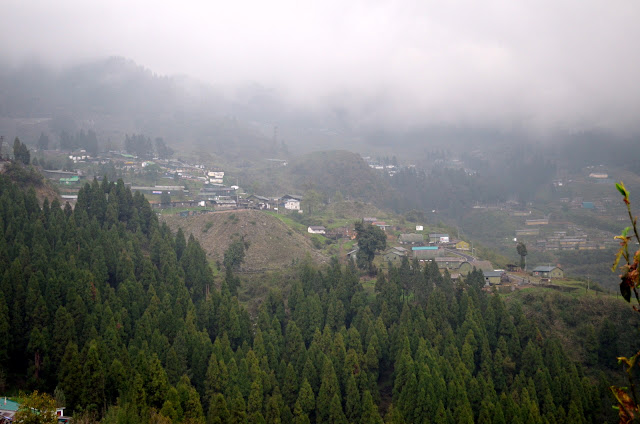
xmin=2 ymin=0 xmax=640 ymax=133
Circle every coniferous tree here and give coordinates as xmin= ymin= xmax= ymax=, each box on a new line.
xmin=82 ymin=340 xmax=106 ymax=416
xmin=208 ymin=393 xmax=230 ymax=424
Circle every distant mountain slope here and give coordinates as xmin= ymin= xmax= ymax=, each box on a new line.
xmin=162 ymin=209 xmax=328 ymax=272
xmin=287 ymin=150 xmax=389 ymax=202
xmin=0 ymin=57 xmax=274 ymax=157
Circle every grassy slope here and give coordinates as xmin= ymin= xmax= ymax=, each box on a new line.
xmin=162 ymin=209 xmax=330 ymax=272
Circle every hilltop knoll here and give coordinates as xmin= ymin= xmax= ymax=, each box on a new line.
xmin=163 ymin=209 xmax=329 ymax=272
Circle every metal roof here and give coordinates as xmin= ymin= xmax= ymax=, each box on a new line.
xmin=0 ymin=398 xmax=20 ymax=412
xmin=532 ymin=266 xmax=560 ymax=272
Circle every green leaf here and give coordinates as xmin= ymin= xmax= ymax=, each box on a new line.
xmin=617 ymin=182 xmax=629 ymax=198
xmin=612 ymin=246 xmax=625 ymax=271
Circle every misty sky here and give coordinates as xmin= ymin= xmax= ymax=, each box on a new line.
xmin=2 ymin=1 xmax=640 ymax=132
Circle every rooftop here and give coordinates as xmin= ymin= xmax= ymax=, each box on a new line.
xmin=0 ymin=398 xmax=20 ymax=412
xmin=532 ymin=265 xmax=560 ymax=272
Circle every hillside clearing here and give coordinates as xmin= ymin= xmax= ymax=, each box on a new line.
xmin=162 ymin=209 xmax=330 ymax=272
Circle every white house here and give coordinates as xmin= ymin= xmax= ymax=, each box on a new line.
xmin=308 ymin=226 xmax=326 ymax=234
xmin=207 ymin=171 xmax=224 ymax=184
xmin=281 ymin=195 xmax=302 ymax=210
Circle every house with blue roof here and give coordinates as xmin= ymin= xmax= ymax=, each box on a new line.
xmin=412 ymin=246 xmax=440 ymax=260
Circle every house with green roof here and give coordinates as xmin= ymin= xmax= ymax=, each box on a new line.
xmin=59 ymin=176 xmax=79 ymax=184
xmin=0 ymin=397 xmax=20 ymax=421
xmin=0 ymin=397 xmax=70 ymax=423
xmin=412 ymin=246 xmax=439 ymax=260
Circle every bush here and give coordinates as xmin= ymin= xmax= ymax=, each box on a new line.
xmin=203 ymin=221 xmax=214 ymax=233
xmin=311 ymin=235 xmax=323 ymax=249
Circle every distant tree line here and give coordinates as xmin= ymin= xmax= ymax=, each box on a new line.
xmin=60 ymin=130 xmax=99 ymax=155
xmin=124 ymin=134 xmax=173 ymax=159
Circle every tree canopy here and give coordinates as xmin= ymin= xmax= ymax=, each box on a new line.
xmin=354 ymin=221 xmax=386 ymax=270
xmin=13 ymin=137 xmax=30 ymax=165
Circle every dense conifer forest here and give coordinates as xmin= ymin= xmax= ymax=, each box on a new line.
xmin=0 ymin=174 xmax=618 ymax=422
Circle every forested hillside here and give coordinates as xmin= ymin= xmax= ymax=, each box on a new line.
xmin=0 ymin=175 xmax=619 ymax=422
xmin=288 ymin=151 xmax=388 ymax=202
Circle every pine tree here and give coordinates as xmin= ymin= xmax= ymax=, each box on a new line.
xmin=293 ymin=400 xmax=311 ymax=424
xmin=247 ymin=379 xmax=264 ymax=417
xmin=82 ymin=340 xmax=106 ymax=416
xmin=297 ymin=379 xmax=315 ymax=417
xmin=0 ymin=293 xmax=9 ymax=367
xmin=344 ymin=373 xmax=361 ymax=422
xmin=282 ymin=362 xmax=299 ymax=407
xmin=229 ymin=388 xmax=248 ymax=424
xmin=327 ymin=394 xmax=348 ymax=424
xmin=316 ymin=358 xmax=340 ymax=423
xmin=207 ymin=393 xmax=230 ymax=424
xmin=359 ymin=390 xmax=382 ymax=424
xmin=177 ymin=375 xmax=205 ymax=423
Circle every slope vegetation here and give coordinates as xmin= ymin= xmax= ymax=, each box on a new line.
xmin=288 ymin=150 xmax=388 ymax=202
xmin=163 ymin=209 xmax=329 ymax=271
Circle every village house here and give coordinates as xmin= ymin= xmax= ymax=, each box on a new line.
xmin=281 ymin=194 xmax=302 ymax=211
xmin=246 ymin=194 xmax=272 ymax=210
xmin=198 ymin=185 xmax=236 ymax=198
xmin=131 ymin=185 xmax=185 ymax=195
xmin=455 ymin=240 xmax=470 ymax=250
xmin=42 ymin=169 xmax=84 ymax=181
xmin=398 ymin=233 xmax=424 ymax=245
xmin=516 ymin=228 xmax=540 ymax=236
xmin=383 ymin=246 xmax=407 ymax=262
xmin=469 ymin=260 xmax=494 ymax=272
xmin=372 ymin=221 xmax=392 ymax=231
xmin=207 ymin=171 xmax=224 ymax=184
xmin=59 ymin=175 xmax=80 ymax=185
xmin=429 ymin=233 xmax=450 ymax=244
xmin=151 ymin=200 xmax=201 ymax=209
xmin=483 ymin=270 xmax=508 ymax=285
xmin=0 ymin=397 xmax=70 ymax=423
xmin=308 ymin=226 xmax=326 ymax=234
xmin=213 ymin=198 xmax=237 ymax=210
xmin=412 ymin=246 xmax=439 ymax=260
xmin=435 ymin=256 xmax=472 ymax=275
xmin=69 ymin=149 xmax=91 ymax=163
xmin=326 ymin=226 xmax=353 ymax=240
xmin=531 ymin=265 xmax=564 ymax=279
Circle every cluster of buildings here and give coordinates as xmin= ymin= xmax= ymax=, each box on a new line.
xmin=372 ymin=228 xmax=566 ymax=286
xmin=370 ymin=230 xmax=510 ymax=284
xmin=362 ymin=156 xmax=399 ymax=176
xmin=535 ymin=229 xmax=606 ymax=251
xmin=515 ymin=210 xmax=613 ymax=252
xmin=0 ymin=397 xmax=70 ymax=423
xmin=43 ymin=149 xmax=318 ymax=218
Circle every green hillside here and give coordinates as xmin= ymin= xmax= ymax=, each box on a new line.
xmin=0 ymin=171 xmax=625 ymax=423
xmin=288 ymin=150 xmax=389 ymax=202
